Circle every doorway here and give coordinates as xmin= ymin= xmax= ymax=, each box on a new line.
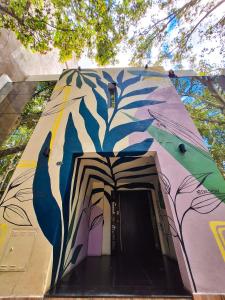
xmin=49 ymin=188 xmax=188 ymax=297
xmin=48 ymin=156 xmax=189 ymax=297
xmin=111 ymin=190 xmax=158 ymax=256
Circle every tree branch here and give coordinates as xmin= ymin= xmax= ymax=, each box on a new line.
xmin=0 ymin=144 xmax=26 ymax=158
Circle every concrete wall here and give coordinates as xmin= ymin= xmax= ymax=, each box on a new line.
xmin=0 ymin=67 xmax=224 ymax=297
xmin=0 ymin=29 xmax=74 ymax=81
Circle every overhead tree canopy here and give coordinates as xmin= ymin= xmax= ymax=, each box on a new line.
xmin=129 ymin=0 xmax=225 ymax=71
xmin=0 ymin=0 xmax=151 ymax=65
xmin=0 ymin=0 xmax=224 ymax=68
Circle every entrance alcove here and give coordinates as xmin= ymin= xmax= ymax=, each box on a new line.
xmin=48 ymin=155 xmax=189 ymax=297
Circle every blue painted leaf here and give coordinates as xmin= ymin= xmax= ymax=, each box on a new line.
xmin=93 ymin=89 xmax=108 ymax=123
xmin=117 ymin=70 xmax=124 ymax=85
xmin=60 ymin=113 xmax=83 ymax=201
xmin=59 ymin=69 xmax=74 ymax=80
xmin=82 ymin=72 xmax=101 ymax=79
xmin=82 ymin=75 xmax=96 ymax=88
xmin=103 ymin=118 xmax=154 ymax=152
xmin=79 ymin=98 xmax=102 ymax=152
xmin=120 ymin=100 xmax=163 ymax=110
xmin=118 ymin=138 xmax=153 ymax=156
xmin=33 ymin=133 xmax=61 ymax=245
xmin=102 ymin=70 xmax=114 ymax=82
xmin=59 ymin=113 xmax=83 ymax=276
xmin=66 ymin=70 xmax=76 ymax=86
xmin=76 ymin=73 xmax=82 ymax=88
xmin=33 ymin=132 xmax=62 ymax=286
xmin=121 ymin=87 xmax=157 ymax=100
xmin=71 ymin=244 xmax=83 ymax=264
xmin=96 ymin=77 xmax=110 ymax=100
xmin=121 ymin=75 xmax=141 ymax=91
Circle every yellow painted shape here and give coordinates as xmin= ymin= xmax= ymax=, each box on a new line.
xmin=209 ymin=221 xmax=225 ymax=262
xmin=50 ymin=84 xmax=64 ymax=98
xmin=17 ymin=160 xmax=37 ymax=168
xmin=0 ymin=224 xmax=8 ymax=247
xmin=18 ymin=85 xmax=71 ymax=168
xmin=50 ymin=85 xmax=72 ymax=150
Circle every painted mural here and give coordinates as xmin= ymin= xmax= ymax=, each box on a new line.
xmin=0 ymin=67 xmax=225 ymax=296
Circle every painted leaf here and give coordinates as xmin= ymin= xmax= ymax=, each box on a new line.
xmin=82 ymin=72 xmax=101 ymax=79
xmin=117 ymin=172 xmax=156 ymax=182
xmin=88 ymin=174 xmax=114 ymax=189
xmin=9 ymin=169 xmax=34 ymax=190
xmin=118 ymin=182 xmax=155 ymax=190
xmin=115 ymin=163 xmax=155 ymax=175
xmin=60 ymin=113 xmax=83 ymax=201
xmin=91 ymin=197 xmax=103 ymax=208
xmin=104 ymin=190 xmax=112 ymax=203
xmin=43 ymin=96 xmax=82 ymax=116
xmin=177 ymin=173 xmax=212 ymax=194
xmin=120 ymin=100 xmax=163 ymax=110
xmin=147 ymin=126 xmax=225 ymax=204
xmin=120 ymin=87 xmax=157 ymax=101
xmin=90 ymin=213 xmax=103 ymax=230
xmin=118 ymin=138 xmax=153 ymax=156
xmin=82 ymin=165 xmax=111 ymax=180
xmin=112 ymin=157 xmax=140 ymax=168
xmin=33 ymin=132 xmax=62 ymax=286
xmin=102 ymin=71 xmax=114 ymax=83
xmin=103 ymin=118 xmax=154 ymax=152
xmin=82 ymin=75 xmax=96 ymax=88
xmin=117 ymin=70 xmax=124 ymax=85
xmin=93 ymin=89 xmax=108 ymax=122
xmin=59 ymin=113 xmax=83 ymax=276
xmin=159 ymin=173 xmax=171 ymax=194
xmin=148 ymin=109 xmax=207 ymax=152
xmin=51 ymin=86 xmax=65 ymax=101
xmin=66 ymin=70 xmax=75 ymax=86
xmin=71 ymin=212 xmax=84 ymax=249
xmin=3 ymin=204 xmax=31 ymax=226
xmin=15 ymin=188 xmax=33 ymax=202
xmin=76 ymin=73 xmax=82 ymax=88
xmin=96 ymin=77 xmax=110 ymax=101
xmin=191 ymin=193 xmax=224 ymax=214
xmin=71 ymin=244 xmax=83 ymax=264
xmin=33 ymin=132 xmax=62 ymax=245
xmin=59 ymin=69 xmax=74 ymax=80
xmin=79 ymin=98 xmax=102 ymax=152
xmin=121 ymin=75 xmax=141 ymax=91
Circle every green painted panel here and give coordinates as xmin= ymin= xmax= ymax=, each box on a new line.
xmin=148 ymin=126 xmax=225 ymax=201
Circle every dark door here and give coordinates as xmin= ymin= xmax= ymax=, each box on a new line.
xmin=112 ymin=190 xmax=156 ymax=255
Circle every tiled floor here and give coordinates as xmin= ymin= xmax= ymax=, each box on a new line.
xmin=48 ymin=253 xmax=190 ymax=297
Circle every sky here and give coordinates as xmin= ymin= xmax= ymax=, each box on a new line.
xmin=77 ymin=0 xmax=225 ymax=72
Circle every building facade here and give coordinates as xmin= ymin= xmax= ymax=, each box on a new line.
xmin=0 ymin=67 xmax=224 ymax=297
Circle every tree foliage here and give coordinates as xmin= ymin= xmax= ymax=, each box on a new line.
xmin=0 ymin=0 xmax=151 ymax=65
xmin=129 ymin=0 xmax=225 ymax=70
xmin=0 ymin=81 xmax=55 ymax=196
xmin=171 ymin=76 xmax=225 ymax=177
